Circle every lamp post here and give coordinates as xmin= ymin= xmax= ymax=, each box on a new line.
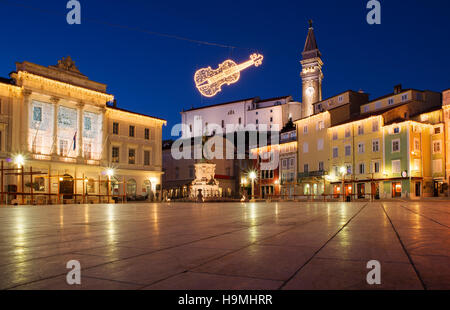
xmin=249 ymin=171 xmax=257 ymax=202
xmin=14 ymin=155 xmax=25 ymax=204
xmin=340 ymin=166 xmax=347 ymax=202
xmin=106 ymin=169 xmax=114 ymax=203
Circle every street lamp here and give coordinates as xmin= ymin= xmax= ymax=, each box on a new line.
xmin=249 ymin=171 xmax=257 ymax=202
xmin=106 ymin=169 xmax=114 ymax=178
xmin=340 ymin=166 xmax=346 ymax=202
xmin=14 ymin=154 xmax=25 ymax=168
xmin=106 ymin=169 xmax=114 ymax=202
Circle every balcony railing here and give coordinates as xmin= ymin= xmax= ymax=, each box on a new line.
xmin=298 ymin=170 xmax=328 ymax=178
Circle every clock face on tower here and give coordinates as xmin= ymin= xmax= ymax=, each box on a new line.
xmin=306 ymin=86 xmax=315 ymax=97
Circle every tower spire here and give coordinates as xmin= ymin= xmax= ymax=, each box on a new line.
xmin=300 ymin=20 xmax=324 ymax=118
xmin=302 ymin=20 xmax=321 ymax=60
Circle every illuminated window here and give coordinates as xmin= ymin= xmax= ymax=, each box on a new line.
xmin=113 ymin=122 xmax=119 ymax=135
xmin=392 ymin=139 xmax=400 ymax=152
xmin=128 ymin=148 xmax=136 ymax=164
xmin=129 ymin=125 xmax=135 ymax=137
xmin=112 ymin=147 xmax=119 ymax=163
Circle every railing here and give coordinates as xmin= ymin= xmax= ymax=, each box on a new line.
xmin=298 ymin=171 xmax=327 ymax=178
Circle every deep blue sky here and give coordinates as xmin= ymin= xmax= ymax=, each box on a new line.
xmin=1 ymin=0 xmax=449 ymax=139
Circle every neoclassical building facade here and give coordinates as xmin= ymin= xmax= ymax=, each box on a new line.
xmin=0 ymin=57 xmax=165 ymax=203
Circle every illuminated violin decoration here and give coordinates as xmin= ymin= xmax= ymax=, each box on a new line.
xmin=195 ymin=53 xmax=264 ymax=97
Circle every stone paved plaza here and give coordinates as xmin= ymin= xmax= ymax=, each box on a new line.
xmin=0 ymin=201 xmax=449 ymax=290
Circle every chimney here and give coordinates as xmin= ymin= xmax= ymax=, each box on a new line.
xmin=394 ymin=84 xmax=402 ymax=94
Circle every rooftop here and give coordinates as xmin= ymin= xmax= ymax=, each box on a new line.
xmin=183 ymin=95 xmax=293 ymax=113
xmin=107 ymin=104 xmax=167 ymax=123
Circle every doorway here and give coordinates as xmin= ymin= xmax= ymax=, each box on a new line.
xmin=59 ymin=174 xmax=74 ymax=199
xmin=392 ymin=182 xmax=402 ymax=198
xmin=357 ymin=183 xmax=365 ymax=199
xmin=415 ymin=182 xmax=421 ymax=197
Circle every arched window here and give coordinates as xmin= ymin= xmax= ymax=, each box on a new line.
xmin=87 ymin=178 xmax=95 ymax=193
xmin=111 ymin=177 xmax=119 ymax=194
xmin=127 ymin=179 xmax=137 ymax=196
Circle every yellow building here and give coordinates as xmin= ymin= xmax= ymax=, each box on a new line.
xmin=295 ymin=111 xmax=330 ymax=196
xmin=443 ymin=89 xmax=450 ymax=191
xmin=329 ymin=115 xmax=384 ymax=198
xmin=0 ymin=57 xmax=166 ymax=204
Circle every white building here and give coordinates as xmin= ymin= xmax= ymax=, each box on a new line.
xmin=181 ymin=96 xmax=301 ymax=138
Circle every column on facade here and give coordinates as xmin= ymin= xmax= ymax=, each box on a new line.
xmin=22 ymin=90 xmax=32 ymax=154
xmin=50 ymin=97 xmax=60 ymax=156
xmin=101 ymin=107 xmax=107 ymax=162
xmin=76 ymin=101 xmax=84 ymax=159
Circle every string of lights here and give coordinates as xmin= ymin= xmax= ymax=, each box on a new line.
xmin=0 ymin=0 xmax=252 ymax=50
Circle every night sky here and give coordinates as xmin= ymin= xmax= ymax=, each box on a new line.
xmin=0 ymin=0 xmax=449 ymax=139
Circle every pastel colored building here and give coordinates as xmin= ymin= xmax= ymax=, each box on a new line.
xmin=279 ymin=124 xmax=298 ymax=199
xmin=0 ymin=57 xmax=166 ymax=204
xmin=326 ymin=84 xmax=444 ymax=199
xmin=295 ymin=112 xmax=330 ymax=196
xmin=443 ymin=89 xmax=450 ymax=190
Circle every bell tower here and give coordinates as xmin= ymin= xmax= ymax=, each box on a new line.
xmin=300 ymin=20 xmax=323 ymax=118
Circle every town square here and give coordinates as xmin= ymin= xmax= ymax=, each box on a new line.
xmin=0 ymin=0 xmax=449 ymax=295
xmin=0 ymin=200 xmax=448 ymax=290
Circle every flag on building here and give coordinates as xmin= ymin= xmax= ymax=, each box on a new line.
xmin=73 ymin=131 xmax=77 ymax=150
